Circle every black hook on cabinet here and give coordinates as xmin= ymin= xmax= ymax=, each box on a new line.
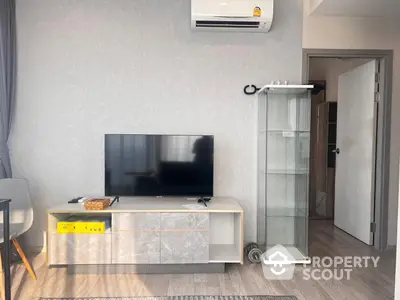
xmin=243 ymin=85 xmax=261 ymax=95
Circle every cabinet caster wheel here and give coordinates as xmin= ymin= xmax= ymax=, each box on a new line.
xmin=248 ymin=248 xmax=262 ymax=263
xmin=244 ymin=242 xmax=261 ymax=263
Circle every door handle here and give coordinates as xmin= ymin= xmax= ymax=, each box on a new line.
xmin=332 ymin=148 xmax=340 ymax=154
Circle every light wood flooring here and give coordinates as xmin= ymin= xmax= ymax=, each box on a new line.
xmin=4 ymin=221 xmax=396 ymax=300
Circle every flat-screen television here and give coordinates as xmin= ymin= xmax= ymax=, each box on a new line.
xmin=105 ymin=134 xmax=214 ymax=197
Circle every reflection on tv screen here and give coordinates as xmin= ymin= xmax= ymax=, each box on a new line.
xmin=105 ymin=134 xmax=214 ymax=197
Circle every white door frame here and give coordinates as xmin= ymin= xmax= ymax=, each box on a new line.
xmin=303 ymin=49 xmax=394 ymax=251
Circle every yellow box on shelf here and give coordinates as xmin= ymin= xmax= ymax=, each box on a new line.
xmin=57 ymin=221 xmax=106 ymax=234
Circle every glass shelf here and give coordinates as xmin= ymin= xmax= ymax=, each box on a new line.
xmin=266 ymin=207 xmax=308 ymax=217
xmin=259 ymin=131 xmax=310 ymax=172
xmin=263 ymin=170 xmax=309 ymax=175
xmin=257 ymin=85 xmax=312 ymax=259
xmin=265 ymin=245 xmax=310 ymax=264
xmin=259 ymin=129 xmax=310 ymax=133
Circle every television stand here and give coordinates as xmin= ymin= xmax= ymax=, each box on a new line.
xmin=47 ymin=197 xmax=244 ymax=274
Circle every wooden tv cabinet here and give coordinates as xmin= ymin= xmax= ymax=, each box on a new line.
xmin=47 ymin=197 xmax=244 ymax=273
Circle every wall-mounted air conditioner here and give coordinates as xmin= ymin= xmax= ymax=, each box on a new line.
xmin=191 ymin=0 xmax=274 ymax=33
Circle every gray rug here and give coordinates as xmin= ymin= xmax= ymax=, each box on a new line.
xmin=39 ymin=296 xmax=298 ymax=300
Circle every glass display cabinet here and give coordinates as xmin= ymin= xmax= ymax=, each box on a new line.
xmin=257 ymin=84 xmax=313 ymax=263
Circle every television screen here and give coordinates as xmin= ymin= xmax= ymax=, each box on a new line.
xmin=105 ymin=134 xmax=214 ymax=197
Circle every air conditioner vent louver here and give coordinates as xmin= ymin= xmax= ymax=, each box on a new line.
xmin=196 ymin=20 xmax=260 ymax=28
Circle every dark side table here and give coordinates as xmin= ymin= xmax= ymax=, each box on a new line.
xmin=0 ymin=199 xmax=11 ymax=300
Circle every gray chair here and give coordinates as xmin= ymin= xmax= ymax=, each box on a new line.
xmin=0 ymin=178 xmax=36 ymax=280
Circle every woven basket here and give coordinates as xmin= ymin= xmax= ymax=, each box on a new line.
xmin=84 ymin=198 xmax=111 ymax=210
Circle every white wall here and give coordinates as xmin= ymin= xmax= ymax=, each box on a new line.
xmin=308 ymin=0 xmax=324 ymax=14
xmin=309 ymin=58 xmax=371 ymax=102
xmin=303 ymin=1 xmax=400 ymax=246
xmin=308 ymin=0 xmax=400 ymax=18
xmin=13 ymin=0 xmax=303 ymax=249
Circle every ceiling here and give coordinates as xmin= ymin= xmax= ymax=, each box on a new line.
xmin=310 ymin=0 xmax=400 ymax=17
